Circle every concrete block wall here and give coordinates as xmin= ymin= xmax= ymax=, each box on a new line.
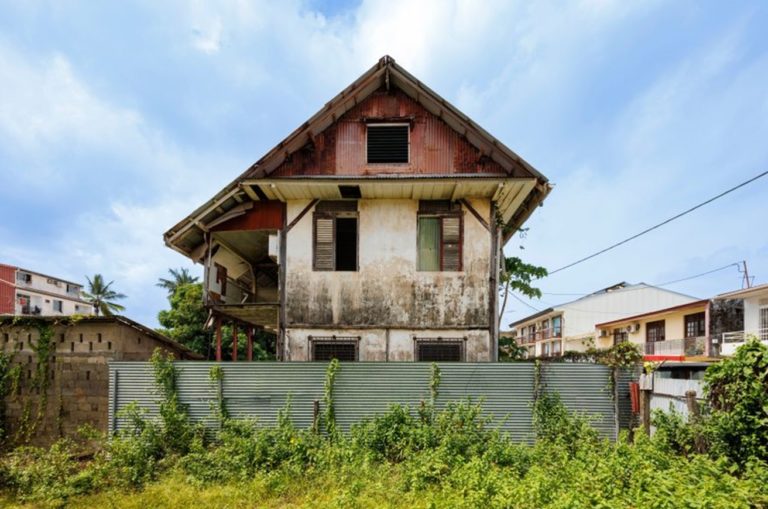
xmin=0 ymin=319 xmax=195 ymax=446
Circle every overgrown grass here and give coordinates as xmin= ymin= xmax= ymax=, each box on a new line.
xmin=1 ymin=397 xmax=766 ymax=508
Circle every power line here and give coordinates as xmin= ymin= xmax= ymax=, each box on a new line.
xmin=508 ymin=290 xmax=542 ymax=312
xmin=540 ymin=261 xmax=741 ymax=298
xmin=548 ymin=169 xmax=768 ymax=275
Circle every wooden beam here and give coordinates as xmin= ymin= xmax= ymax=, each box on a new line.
xmin=285 ymin=199 xmax=319 ymax=234
xmin=232 ymin=323 xmax=238 ymax=362
xmin=460 ymin=199 xmax=491 ymax=232
xmin=215 ymin=317 xmax=222 ymax=362
xmin=247 ymin=327 xmax=253 ymax=362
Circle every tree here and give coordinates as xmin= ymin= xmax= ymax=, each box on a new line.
xmin=156 ymin=268 xmax=199 ymax=296
xmin=157 ymin=283 xmax=212 ymax=357
xmin=499 ymin=256 xmax=548 ymax=329
xmin=82 ymin=274 xmax=126 ymax=316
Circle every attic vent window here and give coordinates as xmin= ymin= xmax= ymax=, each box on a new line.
xmin=338 ymin=185 xmax=362 ymax=199
xmin=367 ymin=124 xmax=409 ymax=163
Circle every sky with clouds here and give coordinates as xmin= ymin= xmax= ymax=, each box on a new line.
xmin=1 ymin=0 xmax=766 ymax=329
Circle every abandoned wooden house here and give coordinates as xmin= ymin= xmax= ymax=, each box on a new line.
xmin=164 ymin=56 xmax=551 ymax=362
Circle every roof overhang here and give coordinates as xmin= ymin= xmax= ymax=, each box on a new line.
xmin=715 ymin=283 xmax=768 ymax=300
xmin=164 ymin=56 xmax=552 ymax=260
xmin=595 ymin=299 xmax=710 ymax=329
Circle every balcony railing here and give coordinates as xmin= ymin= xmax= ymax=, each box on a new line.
xmin=717 ymin=329 xmax=768 ymax=356
xmin=644 ymin=336 xmax=707 ymax=356
xmin=721 ymin=328 xmax=768 ymax=344
xmin=517 ymin=330 xmax=563 ymax=345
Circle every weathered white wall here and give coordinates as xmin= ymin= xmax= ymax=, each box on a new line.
xmin=282 ymin=198 xmax=493 ymax=361
xmin=286 ymin=327 xmax=491 ymax=361
xmin=284 ymin=198 xmax=491 ymax=328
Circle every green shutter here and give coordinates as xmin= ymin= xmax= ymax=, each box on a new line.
xmin=417 ymin=217 xmax=440 ymax=271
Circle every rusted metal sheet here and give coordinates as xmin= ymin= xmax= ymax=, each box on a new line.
xmin=210 ymin=201 xmax=285 ymax=232
xmin=0 ymin=264 xmax=16 ymax=314
xmin=271 ymin=88 xmax=508 ymax=178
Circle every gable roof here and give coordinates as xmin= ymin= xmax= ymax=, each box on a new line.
xmin=165 ymin=56 xmax=551 ymax=258
xmin=509 ymin=282 xmax=700 ymax=328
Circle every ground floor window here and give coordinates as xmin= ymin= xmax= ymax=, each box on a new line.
xmin=415 ymin=338 xmax=464 ymax=362
xmin=310 ymin=336 xmax=359 ymax=361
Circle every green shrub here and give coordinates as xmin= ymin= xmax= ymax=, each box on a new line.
xmin=532 ymin=392 xmax=599 ymax=452
xmin=704 ymin=337 xmax=768 ymax=466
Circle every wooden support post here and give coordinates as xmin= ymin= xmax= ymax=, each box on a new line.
xmin=312 ymin=399 xmax=320 ymax=433
xmin=640 ymin=389 xmax=651 ymax=436
xmin=686 ymin=390 xmax=706 ymax=452
xmin=215 ymin=317 xmax=222 ymax=362
xmin=232 ymin=323 xmax=238 ymax=362
xmin=247 ymin=327 xmax=253 ymax=362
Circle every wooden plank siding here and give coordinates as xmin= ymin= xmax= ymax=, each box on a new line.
xmin=269 ymin=88 xmax=509 ymax=178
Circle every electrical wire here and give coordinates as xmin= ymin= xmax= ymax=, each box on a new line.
xmin=548 ymin=170 xmax=768 ymax=275
xmin=541 ymin=261 xmax=741 ymax=297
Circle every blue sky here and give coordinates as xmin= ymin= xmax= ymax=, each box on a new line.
xmin=0 ymin=0 xmax=766 ymax=329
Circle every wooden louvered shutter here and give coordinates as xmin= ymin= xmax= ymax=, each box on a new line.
xmin=313 ymin=215 xmax=335 ymax=271
xmin=441 ymin=216 xmax=462 ymax=271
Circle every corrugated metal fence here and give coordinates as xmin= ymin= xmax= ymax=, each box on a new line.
xmin=109 ymin=362 xmax=635 ymax=441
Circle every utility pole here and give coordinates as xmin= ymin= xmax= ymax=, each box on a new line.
xmin=740 ymin=260 xmax=753 ymax=289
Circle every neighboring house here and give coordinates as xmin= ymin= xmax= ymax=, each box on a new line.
xmin=714 ymin=283 xmax=768 ymax=355
xmin=594 ymin=299 xmax=710 ymax=360
xmin=164 ymin=56 xmax=551 ymax=362
xmin=0 ymin=315 xmax=202 ymax=446
xmin=510 ymin=282 xmax=699 ymax=357
xmin=0 ymin=263 xmax=94 ymax=316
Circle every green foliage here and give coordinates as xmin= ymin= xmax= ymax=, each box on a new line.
xmin=704 ymin=336 xmax=768 ymax=466
xmin=498 ymin=335 xmax=527 ymax=361
xmin=323 ymin=359 xmax=340 ymax=436
xmin=0 ymin=351 xmax=21 ymax=444
xmin=150 ymin=349 xmax=196 ymax=455
xmin=498 ymin=256 xmax=548 ymax=329
xmin=532 ymin=392 xmax=599 ymax=452
xmin=82 ymin=274 xmax=126 ymax=316
xmin=157 ymin=283 xmax=213 ymax=357
xmin=651 ymin=406 xmax=699 ymax=456
xmin=157 ymin=267 xmax=199 ymax=296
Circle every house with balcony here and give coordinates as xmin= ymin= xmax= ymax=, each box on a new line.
xmin=594 ymin=299 xmax=711 ymax=360
xmin=163 ymin=56 xmax=551 ymax=362
xmin=0 ymin=263 xmax=94 ymax=317
xmin=714 ymin=283 xmax=768 ymax=355
xmin=510 ymin=282 xmax=699 ymax=357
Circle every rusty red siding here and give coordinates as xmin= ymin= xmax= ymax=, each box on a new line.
xmin=210 ymin=201 xmax=285 ymax=232
xmin=270 ymin=87 xmax=507 ymax=178
xmin=0 ymin=264 xmax=16 ymax=314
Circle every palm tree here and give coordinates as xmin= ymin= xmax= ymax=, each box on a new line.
xmin=156 ymin=268 xmax=199 ymax=296
xmin=82 ymin=274 xmax=127 ymax=316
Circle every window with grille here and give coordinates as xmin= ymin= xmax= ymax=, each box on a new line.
xmin=415 ymin=338 xmax=464 ymax=362
xmin=684 ymin=312 xmax=706 ymax=338
xmin=311 ymin=337 xmax=359 ymax=361
xmin=52 ymin=300 xmax=63 ymax=313
xmin=613 ymin=330 xmax=628 ymax=345
xmin=417 ymin=201 xmax=462 ymax=271
xmin=313 ymin=201 xmax=358 ymax=271
xmin=646 ymin=320 xmax=665 ymax=343
xmin=367 ymin=124 xmax=409 ymax=163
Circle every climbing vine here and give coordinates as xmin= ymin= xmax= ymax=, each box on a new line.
xmin=150 ymin=348 xmax=194 ymax=454
xmin=208 ymin=364 xmax=227 ymax=426
xmin=0 ymin=351 xmax=21 ymax=444
xmin=322 ymin=359 xmax=340 ymax=436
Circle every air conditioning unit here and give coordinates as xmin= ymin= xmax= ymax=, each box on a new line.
xmin=599 ymin=329 xmax=609 ymax=337
xmin=632 ymin=323 xmax=641 ymax=333
xmin=625 ymin=325 xmax=634 ymax=333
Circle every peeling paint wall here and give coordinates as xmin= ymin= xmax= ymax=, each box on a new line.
xmin=284 ymin=198 xmax=493 ymax=361
xmin=286 ymin=328 xmax=491 ymax=362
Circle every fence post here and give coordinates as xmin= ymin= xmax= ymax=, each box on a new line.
xmin=685 ymin=390 xmax=706 ymax=453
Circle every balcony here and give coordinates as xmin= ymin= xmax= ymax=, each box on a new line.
xmin=517 ymin=329 xmax=563 ymax=346
xmin=643 ymin=336 xmax=707 ymax=357
xmin=717 ymin=328 xmax=768 ymax=356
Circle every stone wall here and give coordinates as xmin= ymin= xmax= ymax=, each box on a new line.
xmin=0 ymin=317 xmax=198 ymax=446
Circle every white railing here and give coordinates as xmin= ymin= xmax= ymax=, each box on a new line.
xmin=721 ymin=328 xmax=768 ymax=343
xmin=718 ymin=328 xmax=768 ymax=356
xmin=644 ymin=336 xmax=707 ymax=356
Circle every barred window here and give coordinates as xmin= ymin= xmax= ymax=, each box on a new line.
xmin=310 ymin=336 xmax=359 ymax=361
xmin=684 ymin=312 xmax=705 ymax=338
xmin=415 ymin=338 xmax=464 ymax=362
